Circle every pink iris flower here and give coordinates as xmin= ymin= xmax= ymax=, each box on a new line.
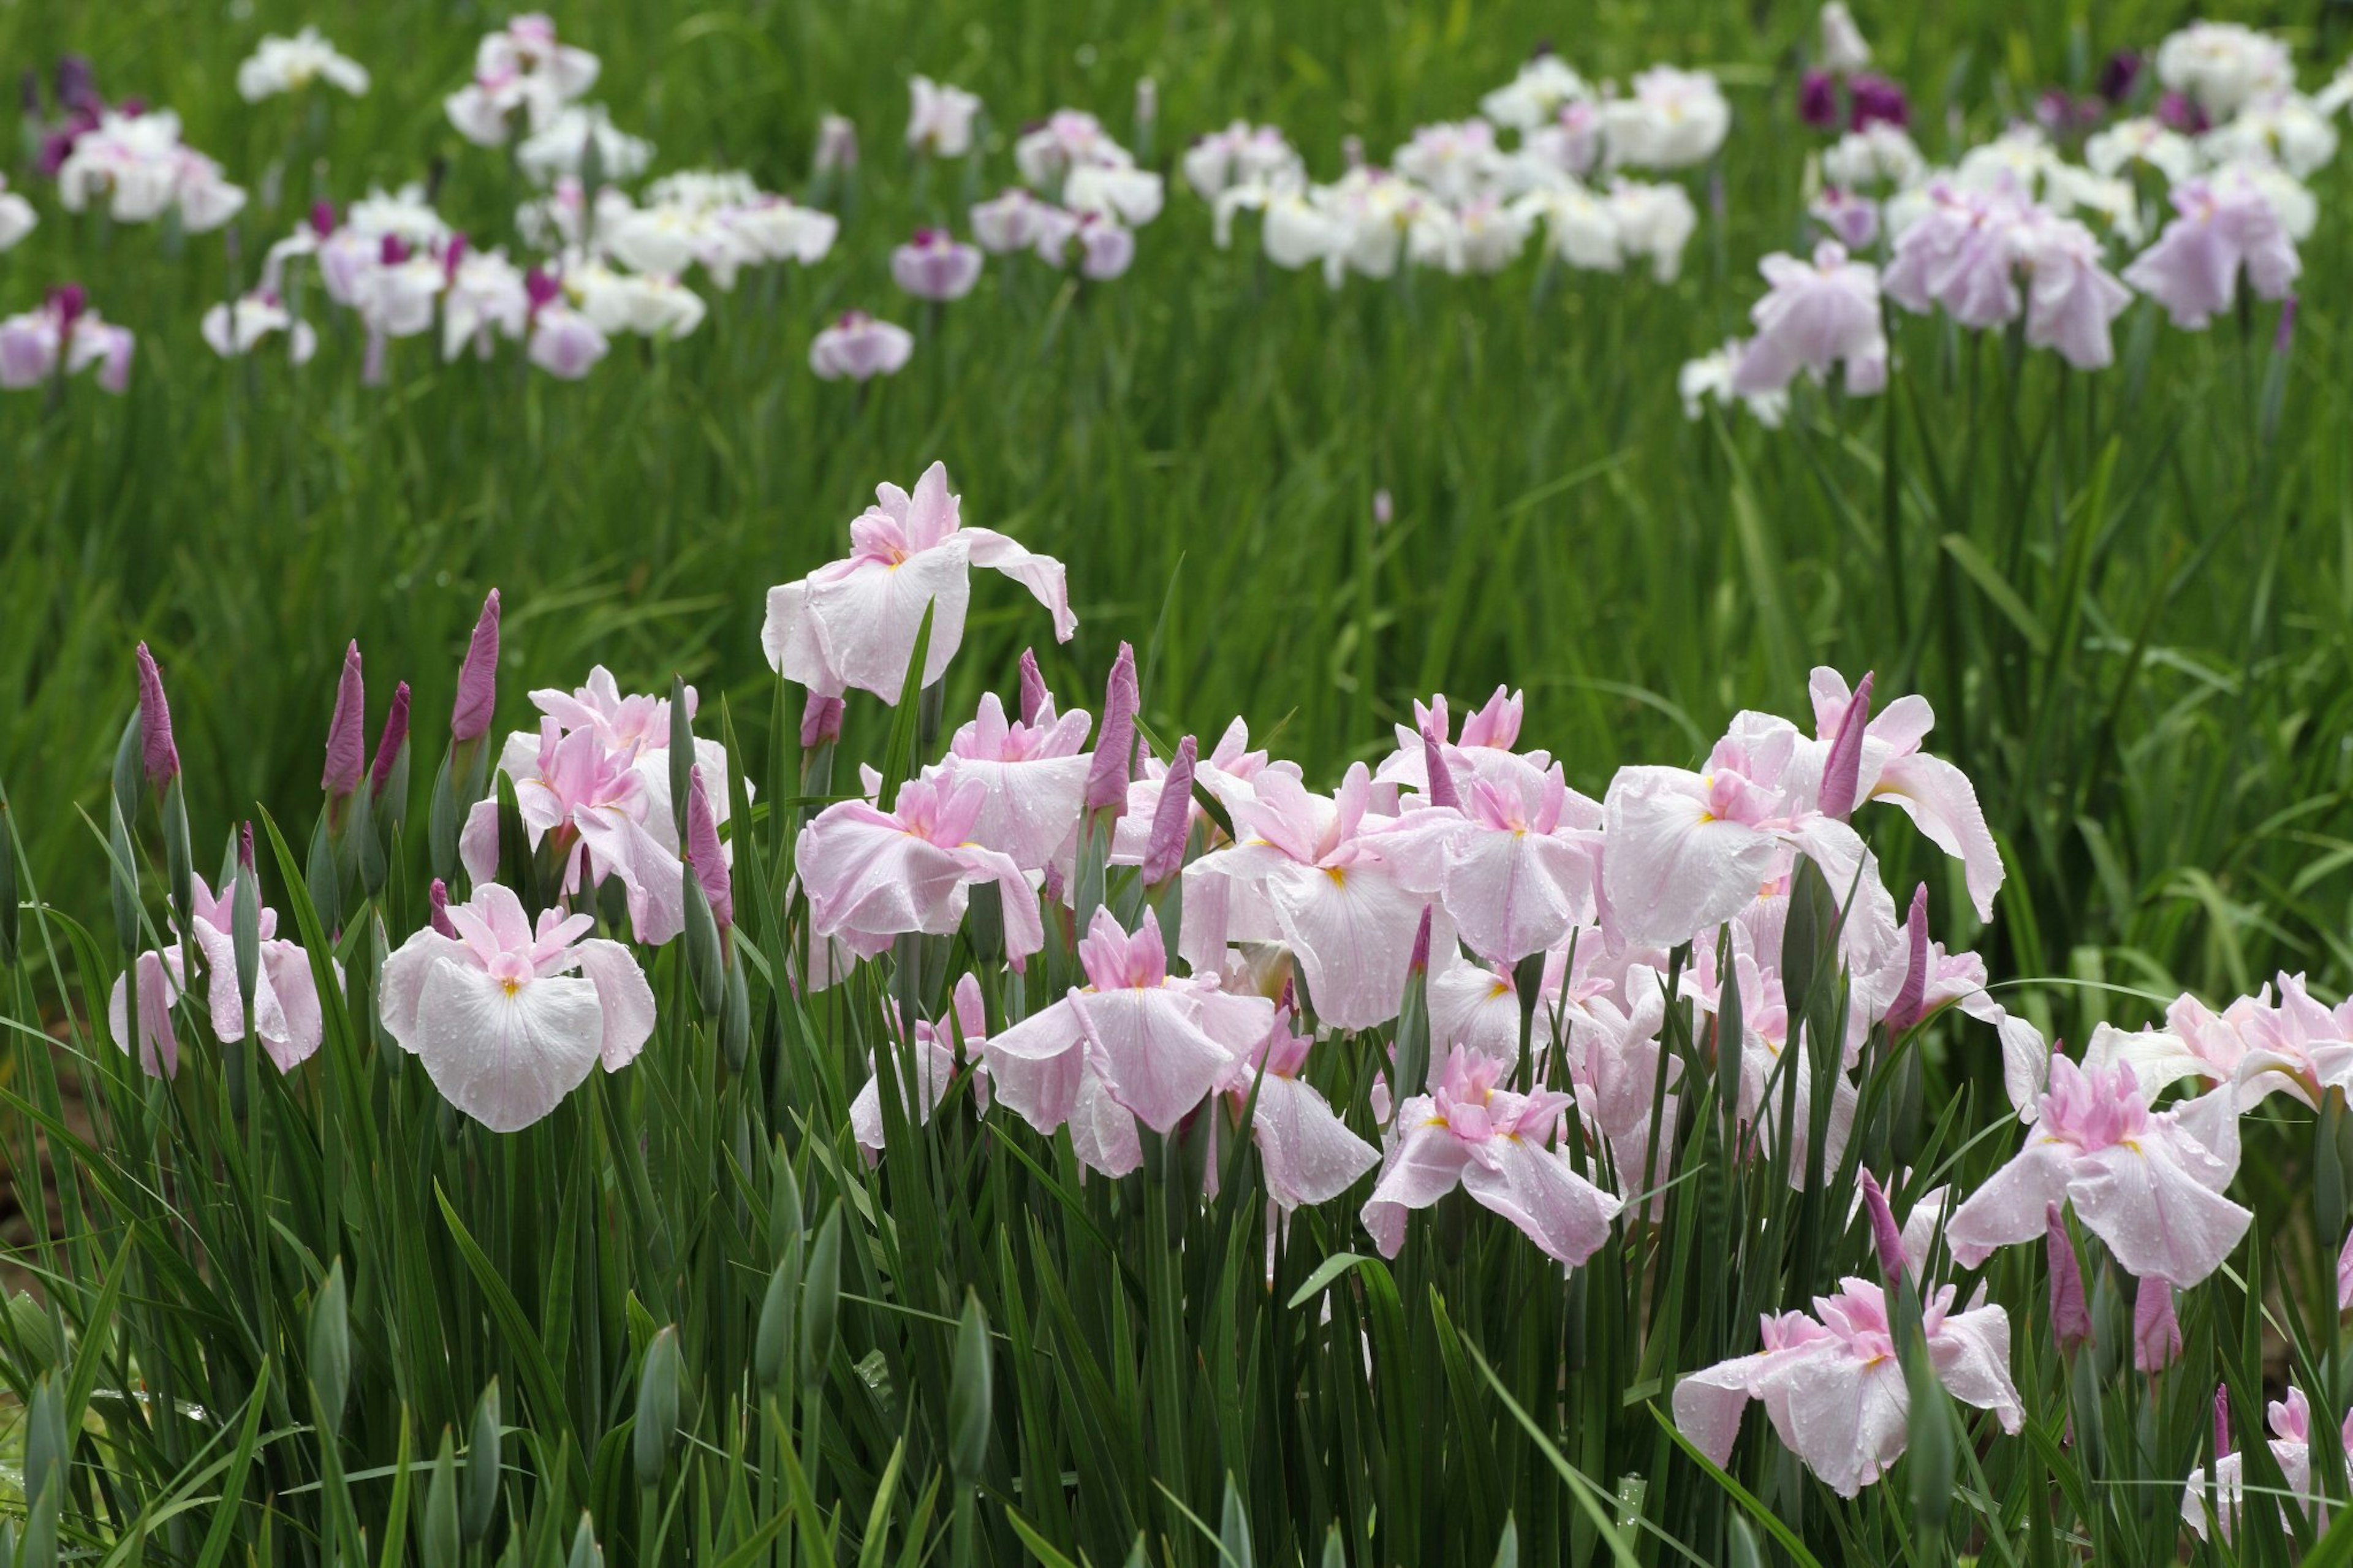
xmin=807 ymin=310 xmax=914 ymax=381
xmin=892 ymin=228 xmax=985 ymax=301
xmin=108 ymin=873 xmax=328 ymax=1078
xmin=1187 ymin=763 xmax=1447 ymax=1030
xmin=794 ymin=772 xmax=1046 ymax=968
xmin=2183 ymin=1387 xmax=2353 ymax=1542
xmin=1599 ymin=710 xmax=1890 ymax=952
xmin=1729 ymin=240 xmax=1887 ymax=397
xmin=2088 ymin=971 xmax=2353 ymax=1120
xmin=2123 ymin=171 xmax=2299 ymax=330
xmin=377 ymin=882 xmax=654 ymax=1133
xmin=850 ymin=973 xmax=993 ymax=1161
xmin=1377 ymin=748 xmax=1602 ymax=965
xmin=930 ymin=689 xmax=1093 ymax=872
xmin=762 ymin=462 xmax=1077 ymax=702
xmin=1882 ymin=181 xmax=2028 ymax=329
xmin=1673 ymin=1278 xmax=2021 ymax=1498
xmin=1360 ymin=1046 xmax=1621 ymax=1264
xmin=1210 ymin=1009 xmax=1381 ymax=1210
xmin=459 ymin=718 xmax=688 ymax=946
xmin=985 ymin=907 xmax=1273 ymax=1173
xmin=1804 ymin=668 xmax=2005 ymax=920
xmin=1945 ymin=1056 xmax=2249 ymax=1286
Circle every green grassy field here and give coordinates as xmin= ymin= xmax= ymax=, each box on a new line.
xmin=9 ymin=2 xmax=2353 ymax=1564
xmin=4 ymin=0 xmax=2347 ymax=1031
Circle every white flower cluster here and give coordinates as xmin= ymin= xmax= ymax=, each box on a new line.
xmin=1197 ymin=51 xmax=1721 ymax=287
xmin=55 ymin=108 xmax=245 ymax=232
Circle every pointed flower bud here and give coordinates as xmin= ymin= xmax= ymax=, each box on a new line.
xmin=1817 ymin=671 xmax=1874 ymax=820
xmin=800 ymin=691 xmax=844 ymax=749
xmin=1019 ymin=648 xmax=1048 ymax=728
xmin=1141 ymin=735 xmax=1197 ymax=887
xmin=687 ymin=765 xmax=733 ymax=931
xmin=1420 ymin=722 xmax=1461 ymax=811
xmin=428 ymin=877 xmax=459 ymax=939
xmin=2133 ymin=1280 xmax=2182 ymax=1373
xmin=1408 ymin=903 xmax=1433 ymax=976
xmin=450 ymin=589 xmax=501 ymax=742
xmin=239 ymin=820 xmax=256 ymax=872
xmin=1859 ymin=1168 xmax=1908 ymax=1286
xmin=371 ymin=681 xmax=411 ymax=800
xmin=134 ymin=642 xmax=179 ymax=789
xmin=2045 ymin=1204 xmax=2091 ymax=1353
xmin=1083 ymin=642 xmax=1139 ymax=812
xmin=2214 ymin=1384 xmax=2233 ymax=1456
xmin=1884 ymin=883 xmax=1930 ymax=1033
xmin=323 ymin=640 xmax=367 ymax=798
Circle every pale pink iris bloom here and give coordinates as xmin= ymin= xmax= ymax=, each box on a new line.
xmin=458 ymin=718 xmax=689 ymax=945
xmin=1680 ymin=922 xmax=1857 ymax=1183
xmin=850 ymin=974 xmax=993 ymax=1161
xmin=1213 ymin=1009 xmax=1380 ymax=1210
xmin=378 ymin=882 xmax=654 ymax=1133
xmin=108 ymin=873 xmax=328 ymax=1078
xmin=1114 ymin=716 xmax=1299 ymax=866
xmin=761 ymin=462 xmax=1076 ymax=702
xmin=1187 ymin=763 xmax=1446 ymax=1030
xmin=2016 ymin=211 xmax=2134 ymax=369
xmin=525 ymin=664 xmax=738 ymax=834
xmin=445 ymin=12 xmax=599 ymax=146
xmin=971 ymin=188 xmax=1082 ymax=259
xmin=1599 ymin=723 xmax=1884 ymax=952
xmin=2123 ymin=172 xmax=2300 ymax=330
xmin=1360 ymin=1047 xmax=1621 ymax=1265
xmin=794 ymin=773 xmax=1046 ymax=967
xmin=1377 ymin=749 xmax=1602 ymax=965
xmin=1945 ymin=1056 xmax=2249 ymax=1286
xmin=1883 ymin=181 xmax=2028 ymax=329
xmin=892 ymin=229 xmax=985 ymax=301
xmin=906 ymin=76 xmax=982 ymax=158
xmin=930 ymin=690 xmax=1094 ymax=871
xmin=2088 ymin=972 xmax=2353 ymax=1118
xmin=1074 ymin=216 xmax=1137 ymax=280
xmin=1805 ymin=668 xmax=2005 ymax=920
xmin=2182 ymin=1387 xmax=2352 ymax=1542
xmin=202 ymin=291 xmax=319 ymax=364
xmin=985 ymin=908 xmax=1272 ymax=1173
xmin=1673 ymin=1278 xmax=2021 ymax=1498
xmin=807 ymin=311 xmax=914 ymax=381
xmin=1730 ymin=240 xmax=1886 ymax=396
xmin=0 ymin=290 xmax=135 ymax=393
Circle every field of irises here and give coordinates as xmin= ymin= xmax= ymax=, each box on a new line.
xmin=6 ymin=0 xmax=2353 ymax=1562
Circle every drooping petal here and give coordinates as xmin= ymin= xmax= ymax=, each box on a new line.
xmin=256 ymin=938 xmax=328 ymax=1072
xmin=1870 ymin=752 xmax=2004 ymax=921
xmin=1944 ymin=1140 xmax=2076 ymax=1268
xmin=404 ymin=959 xmax=607 ymax=1133
xmin=574 ymin=937 xmax=656 ymax=1070
xmin=1266 ymin=858 xmax=1439 ymax=1031
xmin=2069 ymin=1137 xmax=2252 ymax=1286
xmin=1235 ymin=1072 xmax=1380 ymax=1208
xmin=963 ymin=527 xmax=1078 ymax=643
xmin=981 ymin=994 xmax=1088 ymax=1135
xmin=1072 ymin=987 xmax=1235 ymax=1134
xmin=1458 ymin=1137 xmax=1622 ymax=1265
xmin=803 ymin=544 xmax=977 ymax=702
xmin=1928 ymin=1304 xmax=2024 ymax=1431
xmin=1360 ymin=1119 xmax=1474 ymax=1256
xmin=1672 ymin=1352 xmax=1771 ymax=1468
